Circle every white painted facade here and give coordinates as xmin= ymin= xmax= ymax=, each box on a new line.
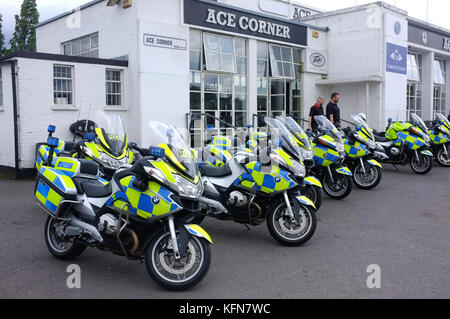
xmin=1 ymin=0 xmax=450 ymax=171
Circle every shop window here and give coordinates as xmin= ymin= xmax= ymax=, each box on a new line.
xmin=203 ymin=33 xmax=236 ymax=73
xmin=433 ymin=59 xmax=447 ymax=117
xmin=407 ymin=52 xmax=423 ymax=119
xmin=106 ymin=69 xmax=123 ymax=106
xmin=0 ymin=67 xmax=3 ymax=106
xmin=53 ymin=65 xmax=73 ymax=105
xmin=269 ymin=44 xmax=294 ymax=78
xmin=61 ymin=33 xmax=99 ymax=58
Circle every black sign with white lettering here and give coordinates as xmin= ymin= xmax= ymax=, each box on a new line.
xmin=183 ymin=0 xmax=307 ymax=46
xmin=408 ymin=22 xmax=450 ymax=53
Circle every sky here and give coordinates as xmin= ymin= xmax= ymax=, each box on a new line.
xmin=0 ymin=0 xmax=450 ymax=45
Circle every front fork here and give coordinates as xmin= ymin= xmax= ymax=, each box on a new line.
xmin=168 ymin=216 xmax=181 ymax=260
xmin=327 ymin=166 xmax=335 ymax=183
xmin=283 ymin=191 xmax=296 ymax=224
xmin=359 ymin=157 xmax=366 ymax=174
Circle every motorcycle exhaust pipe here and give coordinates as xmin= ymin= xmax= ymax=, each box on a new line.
xmin=65 ymin=214 xmax=104 ymax=244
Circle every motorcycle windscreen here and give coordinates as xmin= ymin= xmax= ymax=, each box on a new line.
xmin=351 ymin=114 xmax=375 ymax=141
xmin=94 ymin=111 xmax=127 ymax=156
xmin=314 ymin=115 xmax=343 ymax=143
xmin=436 ymin=113 xmax=450 ymax=129
xmin=410 ymin=113 xmax=429 ymax=134
xmin=148 ymin=121 xmax=198 ymax=179
xmin=277 ymin=116 xmax=312 ymax=150
xmin=265 ymin=117 xmax=304 ymax=162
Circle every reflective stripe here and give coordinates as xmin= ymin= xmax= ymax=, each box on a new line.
xmin=185 ymin=224 xmax=213 ymax=244
xmin=367 ymin=159 xmax=382 ymax=168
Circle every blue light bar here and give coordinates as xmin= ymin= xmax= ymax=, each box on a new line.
xmin=149 ymin=147 xmax=165 ymax=158
xmin=48 ymin=125 xmax=56 ymax=133
xmin=85 ymin=133 xmax=96 ymax=141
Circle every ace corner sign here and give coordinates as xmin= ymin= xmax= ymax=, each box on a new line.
xmin=386 ymin=42 xmax=407 ymax=75
xmin=183 ymin=0 xmax=307 ymax=46
xmin=144 ymin=34 xmax=187 ymax=50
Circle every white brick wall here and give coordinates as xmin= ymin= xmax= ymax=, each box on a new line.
xmin=0 ymin=63 xmax=16 ymax=168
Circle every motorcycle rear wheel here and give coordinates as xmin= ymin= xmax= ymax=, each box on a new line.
xmin=145 ymin=231 xmax=211 ymax=291
xmin=266 ymin=200 xmax=317 ymax=247
xmin=322 ymin=174 xmax=353 ymax=200
xmin=352 ymin=164 xmax=382 ymax=190
xmin=44 ymin=216 xmax=87 ymax=261
xmin=410 ymin=154 xmax=433 ymax=175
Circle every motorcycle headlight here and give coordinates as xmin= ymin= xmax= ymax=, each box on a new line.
xmin=174 ymin=175 xmax=204 ymax=199
xmin=100 ymin=153 xmax=128 ymax=169
xmin=301 ymin=148 xmax=314 ymax=161
xmin=291 ymin=160 xmax=306 ymax=178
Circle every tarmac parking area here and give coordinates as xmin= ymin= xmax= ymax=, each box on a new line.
xmin=0 ymin=165 xmax=449 ymax=299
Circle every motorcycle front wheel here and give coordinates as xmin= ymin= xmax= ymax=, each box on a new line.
xmin=303 ymin=185 xmax=322 ymax=211
xmin=145 ymin=231 xmax=211 ymax=291
xmin=266 ymin=200 xmax=317 ymax=247
xmin=322 ymin=174 xmax=353 ymax=200
xmin=436 ymin=146 xmax=450 ymax=167
xmin=352 ymin=164 xmax=382 ymax=190
xmin=410 ymin=154 xmax=433 ymax=175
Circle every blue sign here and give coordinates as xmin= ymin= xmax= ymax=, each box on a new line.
xmin=386 ymin=43 xmax=407 ymax=75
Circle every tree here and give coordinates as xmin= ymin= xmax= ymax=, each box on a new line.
xmin=9 ymin=0 xmax=40 ymax=52
xmin=0 ymin=13 xmax=5 ymax=55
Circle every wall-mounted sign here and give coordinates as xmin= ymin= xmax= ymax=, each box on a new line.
xmin=183 ymin=0 xmax=307 ymax=46
xmin=292 ymin=6 xmax=319 ymax=20
xmin=143 ymin=34 xmax=187 ymax=50
xmin=386 ymin=42 xmax=407 ymax=75
xmin=409 ymin=22 xmax=450 ymax=53
xmin=257 ymin=0 xmax=320 ymax=20
xmin=304 ymin=49 xmax=328 ymax=74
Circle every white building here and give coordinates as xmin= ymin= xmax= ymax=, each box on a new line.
xmin=0 ymin=0 xmax=449 ymax=175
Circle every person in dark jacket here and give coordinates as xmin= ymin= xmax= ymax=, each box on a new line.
xmin=326 ymin=92 xmax=341 ymax=128
xmin=308 ymin=97 xmax=325 ymax=132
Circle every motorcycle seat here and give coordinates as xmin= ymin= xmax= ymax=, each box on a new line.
xmin=73 ymin=177 xmax=112 ymax=198
xmin=199 ymin=164 xmax=232 ymax=177
xmin=375 ymin=135 xmax=390 ymax=143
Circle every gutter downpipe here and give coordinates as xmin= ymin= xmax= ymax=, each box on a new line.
xmin=10 ymin=60 xmax=20 ymax=180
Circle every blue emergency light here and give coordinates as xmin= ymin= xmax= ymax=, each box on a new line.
xmin=85 ymin=133 xmax=96 ymax=141
xmin=149 ymin=147 xmax=165 ymax=158
xmin=48 ymin=125 xmax=56 ymax=133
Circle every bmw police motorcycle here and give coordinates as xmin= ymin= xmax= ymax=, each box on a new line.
xmin=429 ymin=113 xmax=450 ymax=167
xmin=35 ymin=121 xmax=212 ymax=291
xmin=277 ymin=116 xmax=324 ymax=210
xmin=342 ymin=114 xmax=383 ymax=190
xmin=194 ymin=117 xmax=317 ymax=246
xmin=309 ymin=116 xmax=353 ymax=200
xmin=375 ymin=113 xmax=433 ymax=175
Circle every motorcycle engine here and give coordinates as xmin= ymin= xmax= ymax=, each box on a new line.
xmin=228 ymin=191 xmax=248 ymax=208
xmin=98 ymin=214 xmax=120 ymax=235
xmin=390 ymin=147 xmax=401 ymax=156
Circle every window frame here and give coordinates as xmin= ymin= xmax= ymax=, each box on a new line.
xmin=203 ymin=33 xmax=237 ymax=73
xmin=105 ymin=69 xmax=123 ymax=107
xmin=406 ymin=51 xmax=423 ymax=119
xmin=0 ymin=66 xmax=3 ymax=107
xmin=61 ymin=32 xmax=99 ymax=58
xmin=433 ymin=58 xmax=447 ymax=117
xmin=53 ymin=64 xmax=74 ymax=106
xmin=269 ymin=44 xmax=295 ymax=79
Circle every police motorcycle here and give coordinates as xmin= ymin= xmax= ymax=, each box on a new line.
xmin=342 ymin=114 xmax=383 ymax=190
xmin=35 ymin=121 xmax=212 ymax=291
xmin=374 ymin=113 xmax=433 ymax=175
xmin=70 ymin=111 xmax=136 ymax=180
xmin=429 ymin=113 xmax=450 ymax=167
xmin=195 ymin=117 xmax=317 ymax=246
xmin=277 ymin=116 xmax=324 ymax=210
xmin=309 ymin=116 xmax=353 ymax=200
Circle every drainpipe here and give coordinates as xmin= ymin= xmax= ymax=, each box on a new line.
xmin=10 ymin=60 xmax=20 ymax=180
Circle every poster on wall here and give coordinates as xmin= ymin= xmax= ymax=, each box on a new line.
xmin=386 ymin=42 xmax=407 ymax=75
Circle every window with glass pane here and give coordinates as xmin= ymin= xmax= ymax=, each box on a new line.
xmin=407 ymin=52 xmax=423 ymax=119
xmin=61 ymin=33 xmax=99 ymax=58
xmin=106 ymin=69 xmax=122 ymax=106
xmin=269 ymin=44 xmax=294 ymax=78
xmin=433 ymin=59 xmax=447 ymax=116
xmin=53 ymin=65 xmax=73 ymax=105
xmin=203 ymin=33 xmax=236 ymax=73
xmin=0 ymin=67 xmax=3 ymax=106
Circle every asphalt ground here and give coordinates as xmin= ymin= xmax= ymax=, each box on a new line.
xmin=0 ymin=165 xmax=449 ymax=299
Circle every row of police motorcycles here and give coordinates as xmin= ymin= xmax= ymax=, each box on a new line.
xmin=33 ymin=110 xmax=450 ymax=290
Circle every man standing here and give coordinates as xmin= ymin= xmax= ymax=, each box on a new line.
xmin=327 ymin=92 xmax=341 ymax=128
xmin=309 ymin=97 xmax=325 ymax=132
